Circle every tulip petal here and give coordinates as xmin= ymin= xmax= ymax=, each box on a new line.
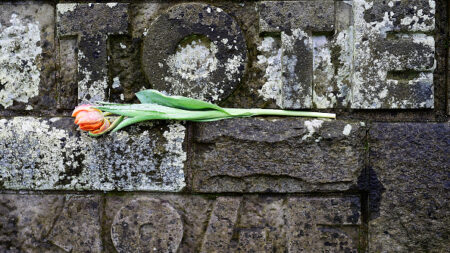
xmin=72 ymin=104 xmax=93 ymax=117
xmin=79 ymin=120 xmax=104 ymax=131
xmin=90 ymin=119 xmax=111 ymax=134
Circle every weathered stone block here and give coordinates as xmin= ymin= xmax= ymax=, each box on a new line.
xmin=56 ymin=3 xmax=129 ymax=105
xmin=352 ymin=0 xmax=435 ymax=109
xmin=368 ymin=122 xmax=449 ymax=251
xmin=0 ymin=117 xmax=186 ymax=191
xmin=191 ymin=118 xmax=366 ymax=192
xmin=0 ymin=194 xmax=64 ymax=252
xmin=0 ymin=3 xmax=56 ymax=111
xmin=142 ymin=3 xmax=247 ymax=102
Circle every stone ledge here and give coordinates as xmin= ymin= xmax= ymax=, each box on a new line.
xmin=191 ymin=117 xmax=367 ymax=192
xmin=0 ymin=193 xmax=362 ymax=252
xmin=0 ymin=117 xmax=186 ymax=191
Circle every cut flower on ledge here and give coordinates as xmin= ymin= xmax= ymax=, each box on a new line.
xmin=72 ymin=89 xmax=336 ymax=137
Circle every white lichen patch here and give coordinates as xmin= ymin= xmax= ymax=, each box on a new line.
xmin=0 ymin=117 xmax=187 ymax=191
xmin=281 ymin=28 xmax=311 ymax=53
xmin=57 ymin=3 xmax=77 ymax=15
xmin=166 ymin=39 xmax=219 ymax=81
xmin=257 ymin=37 xmax=283 ymax=106
xmin=342 ymin=124 xmax=352 ymax=136
xmin=257 ymin=30 xmax=312 ymax=109
xmin=163 ymin=37 xmax=243 ymax=102
xmin=161 ymin=123 xmax=187 ymax=189
xmin=225 ymin=55 xmax=244 ymax=81
xmin=332 ymin=28 xmax=353 ymax=107
xmin=400 ymin=2 xmax=435 ymax=31
xmin=112 ymin=77 xmax=121 ymax=89
xmin=302 ymin=119 xmax=323 ymax=141
xmin=0 ymin=14 xmax=42 ymax=108
xmin=106 ymin=3 xmax=118 ymax=8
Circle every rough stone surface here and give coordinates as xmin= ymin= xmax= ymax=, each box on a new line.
xmin=200 ymin=197 xmax=242 ymax=252
xmin=0 ymin=0 xmax=447 ymax=252
xmin=0 ymin=3 xmax=56 ymax=111
xmin=0 ymin=118 xmax=186 ymax=191
xmin=257 ymin=1 xmax=335 ymax=109
xmin=286 ymin=197 xmax=361 ymax=252
xmin=111 ymin=197 xmax=183 ymax=253
xmin=191 ymin=118 xmax=366 ymax=192
xmin=58 ymin=39 xmax=78 ymax=109
xmin=369 ymin=122 xmax=450 ymax=252
xmin=104 ymin=194 xmax=362 ymax=252
xmin=142 ymin=3 xmax=247 ymax=102
xmin=0 ymin=194 xmax=65 ymax=252
xmin=104 ymin=194 xmax=213 ymax=253
xmin=57 ymin=3 xmax=129 ymax=104
xmin=48 ymin=195 xmax=102 ymax=252
xmin=352 ymin=0 xmax=436 ymax=109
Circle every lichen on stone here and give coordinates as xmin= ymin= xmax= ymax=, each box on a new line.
xmin=0 ymin=14 xmax=41 ymax=108
xmin=0 ymin=118 xmax=187 ymax=191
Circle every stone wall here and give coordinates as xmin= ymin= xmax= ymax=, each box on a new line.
xmin=0 ymin=0 xmax=448 ymax=252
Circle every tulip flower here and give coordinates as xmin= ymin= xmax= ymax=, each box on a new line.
xmin=72 ymin=104 xmax=122 ymax=136
xmin=73 ymin=89 xmax=336 ymax=137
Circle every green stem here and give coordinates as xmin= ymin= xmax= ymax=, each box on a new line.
xmin=224 ymin=108 xmax=336 ymax=119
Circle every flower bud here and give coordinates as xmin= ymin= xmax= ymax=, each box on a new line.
xmin=72 ymin=104 xmax=109 ymax=134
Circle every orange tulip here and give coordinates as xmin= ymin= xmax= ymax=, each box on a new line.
xmin=72 ymin=104 xmax=110 ymax=134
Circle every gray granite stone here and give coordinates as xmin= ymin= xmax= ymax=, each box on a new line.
xmin=0 ymin=117 xmax=186 ymax=191
xmin=368 ymin=122 xmax=450 ymax=252
xmin=56 ymin=3 xmax=129 ymax=104
xmin=0 ymin=194 xmax=65 ymax=252
xmin=48 ymin=195 xmax=102 ymax=252
xmin=286 ymin=197 xmax=361 ymax=252
xmin=142 ymin=3 xmax=247 ymax=102
xmin=0 ymin=3 xmax=56 ymax=111
xmin=191 ymin=118 xmax=366 ymax=192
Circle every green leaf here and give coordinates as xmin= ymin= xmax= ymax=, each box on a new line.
xmin=136 ymin=89 xmax=229 ymax=114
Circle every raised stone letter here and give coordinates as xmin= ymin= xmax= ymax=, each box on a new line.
xmin=111 ymin=198 xmax=184 ymax=253
xmin=200 ymin=197 xmax=241 ymax=252
xmin=257 ymin=1 xmax=335 ymax=109
xmin=352 ymin=0 xmax=435 ymax=109
xmin=142 ymin=3 xmax=247 ymax=102
xmin=56 ymin=3 xmax=129 ymax=104
xmin=286 ymin=197 xmax=361 ymax=252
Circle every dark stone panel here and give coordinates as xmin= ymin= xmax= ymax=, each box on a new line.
xmin=369 ymin=122 xmax=450 ymax=251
